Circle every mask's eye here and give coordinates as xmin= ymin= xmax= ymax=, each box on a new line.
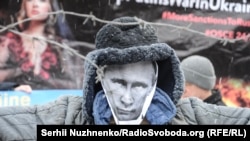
xmin=132 ymin=82 xmax=148 ymax=92
xmin=111 ymin=79 xmax=127 ymax=89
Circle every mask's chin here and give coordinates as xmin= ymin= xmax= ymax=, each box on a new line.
xmin=115 ymin=117 xmax=145 ymax=125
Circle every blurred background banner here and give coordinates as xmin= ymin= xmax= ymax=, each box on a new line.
xmin=0 ymin=89 xmax=82 ymax=107
xmin=1 ymin=0 xmax=250 ymax=107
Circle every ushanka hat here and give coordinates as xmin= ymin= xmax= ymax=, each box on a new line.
xmin=82 ymin=16 xmax=184 ymax=119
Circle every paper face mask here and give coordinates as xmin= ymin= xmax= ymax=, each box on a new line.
xmin=101 ymin=61 xmax=158 ymax=125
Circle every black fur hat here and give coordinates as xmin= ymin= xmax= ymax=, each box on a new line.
xmin=82 ymin=17 xmax=184 ymax=119
xmin=95 ymin=17 xmax=158 ymax=49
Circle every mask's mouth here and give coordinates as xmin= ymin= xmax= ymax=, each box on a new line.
xmin=117 ymin=108 xmax=135 ymax=114
xmin=100 ymin=61 xmax=158 ymax=125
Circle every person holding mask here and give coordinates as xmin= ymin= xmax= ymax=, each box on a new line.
xmin=180 ymin=55 xmax=226 ymax=106
xmin=0 ymin=0 xmax=83 ymax=89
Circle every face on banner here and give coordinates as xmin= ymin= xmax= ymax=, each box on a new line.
xmin=25 ymin=0 xmax=51 ymax=21
xmin=0 ymin=0 xmax=85 ymax=90
xmin=101 ymin=61 xmax=158 ymax=124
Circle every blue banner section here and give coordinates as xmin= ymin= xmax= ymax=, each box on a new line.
xmin=0 ymin=89 xmax=83 ymax=107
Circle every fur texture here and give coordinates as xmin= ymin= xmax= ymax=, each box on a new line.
xmin=82 ymin=17 xmax=185 ymax=120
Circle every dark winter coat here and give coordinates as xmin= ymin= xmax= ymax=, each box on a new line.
xmin=203 ymin=89 xmax=226 ymax=106
xmin=0 ymin=82 xmax=19 ymax=90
